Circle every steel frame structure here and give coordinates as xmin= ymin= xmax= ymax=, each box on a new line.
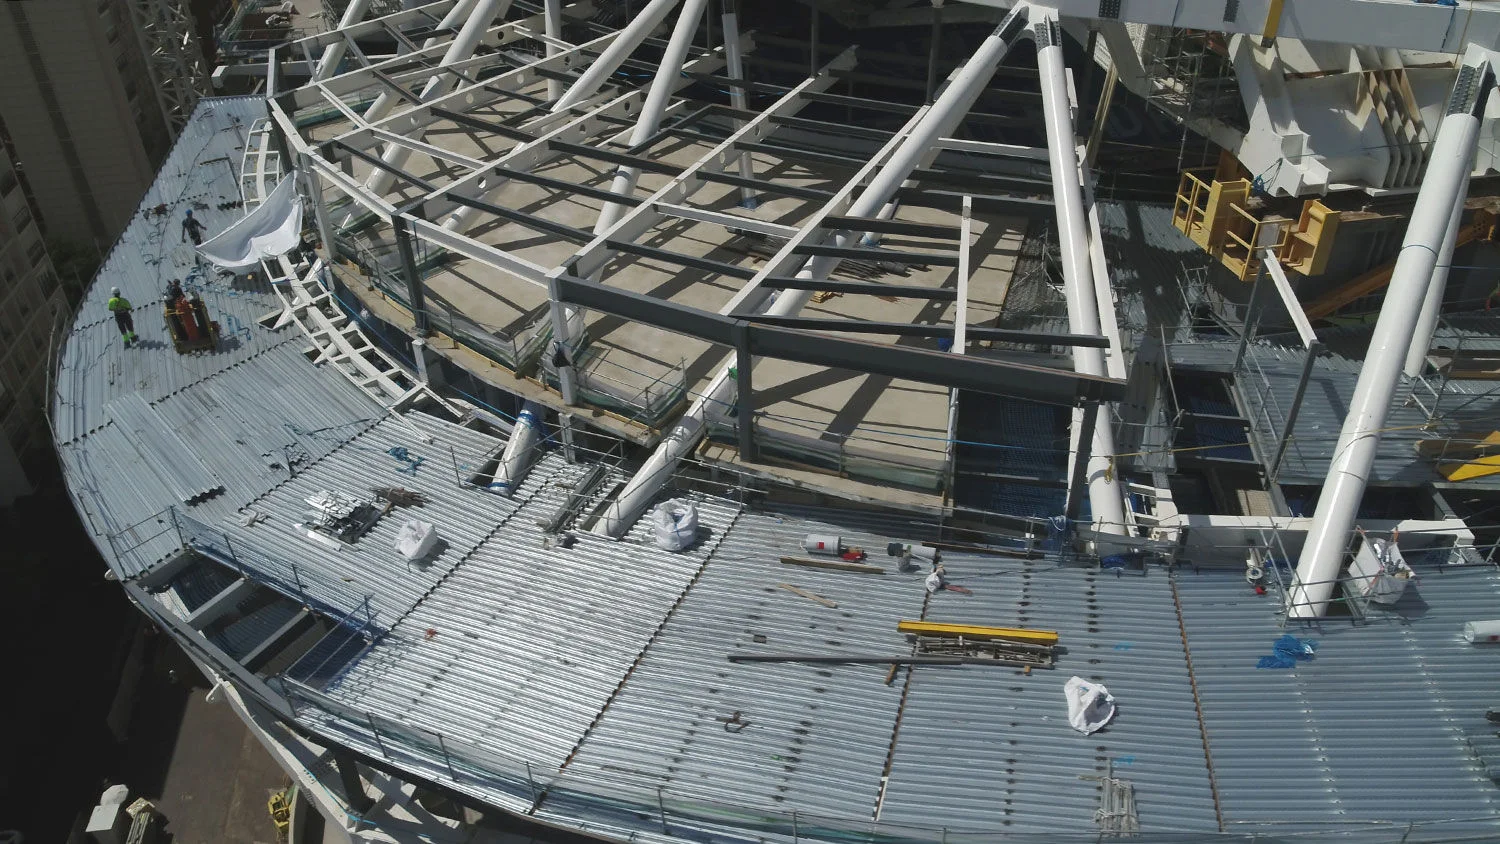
xmin=126 ymin=0 xmax=211 ymax=138
xmin=267 ymin=0 xmax=1132 ymax=537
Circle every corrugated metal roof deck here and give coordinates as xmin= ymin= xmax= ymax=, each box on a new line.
xmin=53 ymin=97 xmax=290 ymax=445
xmin=879 ymin=558 xmax=1219 ymax=834
xmin=1179 ymin=557 xmax=1500 ymax=834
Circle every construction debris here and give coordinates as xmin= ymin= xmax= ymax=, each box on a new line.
xmin=777 ymin=583 xmax=838 ymax=608
xmin=780 ymin=554 xmax=882 ymax=575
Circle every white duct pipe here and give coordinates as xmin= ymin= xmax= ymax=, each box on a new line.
xmin=1290 ymin=58 xmax=1492 ymax=619
xmin=314 ymin=0 xmax=376 ymax=81
xmin=594 ymin=5 xmax=1033 ymax=537
xmin=1034 ymin=11 xmax=1127 ymax=535
xmin=551 ymin=0 xmax=683 ymax=112
xmin=1404 ymin=162 xmax=1474 ymax=378
xmin=544 ymin=0 xmax=565 ymax=100
xmin=493 ymin=401 xmax=545 ymax=494
xmin=362 ymin=0 xmax=513 ymax=199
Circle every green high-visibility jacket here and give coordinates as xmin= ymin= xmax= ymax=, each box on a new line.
xmin=107 ymin=296 xmax=132 ymax=312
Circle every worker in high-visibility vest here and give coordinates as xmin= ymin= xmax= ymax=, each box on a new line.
xmin=107 ymin=287 xmax=137 ymax=346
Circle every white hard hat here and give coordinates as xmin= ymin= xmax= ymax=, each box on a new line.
xmin=111 ymin=287 xmax=120 ymax=296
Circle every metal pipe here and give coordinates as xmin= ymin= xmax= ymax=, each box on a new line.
xmin=595 ymin=4 xmax=1032 ymax=537
xmin=551 ymin=0 xmax=683 ymax=112
xmin=361 ymin=0 xmax=514 ymax=199
xmin=314 ymin=0 xmax=376 ymax=81
xmin=1289 ymin=56 xmax=1492 ymax=619
xmin=1405 ymin=163 xmax=1474 ymax=377
xmin=493 ymin=401 xmax=545 ymax=494
xmin=544 ymin=0 xmax=565 ymax=100
xmin=721 ymin=0 xmax=757 ymax=207
xmin=1034 ymin=9 xmax=1127 ymax=535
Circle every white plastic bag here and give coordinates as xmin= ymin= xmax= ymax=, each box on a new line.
xmin=1063 ymin=675 xmax=1116 ymax=734
xmin=652 ymin=499 xmax=699 ymax=551
xmin=395 ymin=519 xmax=439 ymax=562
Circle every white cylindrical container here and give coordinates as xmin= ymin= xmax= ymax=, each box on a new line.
xmin=1464 ymin=620 xmax=1500 ymax=644
xmin=803 ymin=535 xmax=841 ymax=556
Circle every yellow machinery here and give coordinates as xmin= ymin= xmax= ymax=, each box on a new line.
xmin=1171 ymin=167 xmax=1341 ymax=282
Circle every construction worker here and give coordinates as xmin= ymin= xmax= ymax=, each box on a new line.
xmin=107 ymin=287 xmax=137 ymax=345
xmin=182 ymin=209 xmax=206 ymax=246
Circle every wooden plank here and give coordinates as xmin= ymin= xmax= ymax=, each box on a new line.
xmin=897 ymin=619 xmax=1059 ymax=645
xmin=777 ymin=583 xmax=838 ymax=608
xmin=779 ymin=555 xmax=885 ymax=574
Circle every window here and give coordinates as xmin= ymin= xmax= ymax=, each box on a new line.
xmin=12 ymin=205 xmax=31 ymax=233
xmin=25 ymin=239 xmax=45 ymax=267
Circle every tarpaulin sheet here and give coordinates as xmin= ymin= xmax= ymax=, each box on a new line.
xmin=197 ymin=174 xmax=303 ymax=269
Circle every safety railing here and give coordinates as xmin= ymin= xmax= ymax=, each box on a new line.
xmin=540 ymin=337 xmax=690 ymax=429
xmin=174 ymin=507 xmax=374 ymax=623
xmin=285 ymin=597 xmax=376 ymax=690
xmin=702 ymin=413 xmax=950 ymax=493
xmin=279 ymin=668 xmax=1500 ymax=844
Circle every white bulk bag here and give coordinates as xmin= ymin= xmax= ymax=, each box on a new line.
xmin=1063 ymin=675 xmax=1116 ymax=734
xmin=395 ymin=519 xmax=439 ymax=561
xmin=653 ymin=499 xmax=699 ymax=551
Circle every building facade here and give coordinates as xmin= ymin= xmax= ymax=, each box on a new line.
xmin=0 ymin=0 xmax=204 ymax=251
xmin=0 ymin=139 xmax=66 ymax=504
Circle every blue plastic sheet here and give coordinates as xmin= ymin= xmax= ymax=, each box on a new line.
xmin=1256 ymin=634 xmax=1318 ymax=669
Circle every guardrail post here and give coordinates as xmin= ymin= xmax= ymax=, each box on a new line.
xmin=437 ymin=734 xmax=457 ymax=780
xmin=365 ymin=712 xmax=388 ymax=758
xmin=791 ymin=809 xmax=799 ymax=843
xmin=656 ymin=786 xmax=669 ymax=833
xmin=524 ymin=761 xmax=539 ymax=806
xmin=392 ymin=213 xmax=429 ymax=336
xmin=292 ymin=563 xmax=308 ymax=605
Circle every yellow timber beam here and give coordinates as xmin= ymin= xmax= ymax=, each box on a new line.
xmin=897 ymin=620 xmax=1060 ymax=645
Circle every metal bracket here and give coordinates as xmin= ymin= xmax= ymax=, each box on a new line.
xmin=1097 ymin=0 xmax=1121 ymax=20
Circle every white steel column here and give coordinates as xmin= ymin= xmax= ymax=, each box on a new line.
xmin=551 ymin=0 xmax=683 ymax=111
xmin=362 ymin=0 xmax=513 ymax=198
xmin=356 ymin=0 xmax=483 ymax=129
xmin=1405 ymin=164 xmax=1474 ymax=378
xmin=1034 ymin=9 xmax=1127 ymax=536
xmin=544 ymin=0 xmax=565 ymax=100
xmin=314 ymin=0 xmax=376 ymax=81
xmin=547 ymin=0 xmax=708 ymax=402
xmin=721 ymin=0 xmax=757 ymax=207
xmin=595 ymin=5 xmax=1032 ymax=537
xmin=591 ymin=0 xmax=708 ymax=235
xmin=1290 ymin=56 xmax=1492 ymax=619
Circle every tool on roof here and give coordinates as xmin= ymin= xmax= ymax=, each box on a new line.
xmin=295 ymin=489 xmax=390 ymax=546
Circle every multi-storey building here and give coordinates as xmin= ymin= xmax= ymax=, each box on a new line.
xmin=0 ymin=0 xmax=207 ymax=250
xmin=0 ymin=138 xmax=65 ymax=504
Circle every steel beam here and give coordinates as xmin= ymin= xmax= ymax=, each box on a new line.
xmin=596 ymin=7 xmax=1033 ymax=537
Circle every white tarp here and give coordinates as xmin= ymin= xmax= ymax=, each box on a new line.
xmin=196 ymin=173 xmax=304 ymax=269
xmin=1063 ymin=676 xmax=1116 ymax=734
